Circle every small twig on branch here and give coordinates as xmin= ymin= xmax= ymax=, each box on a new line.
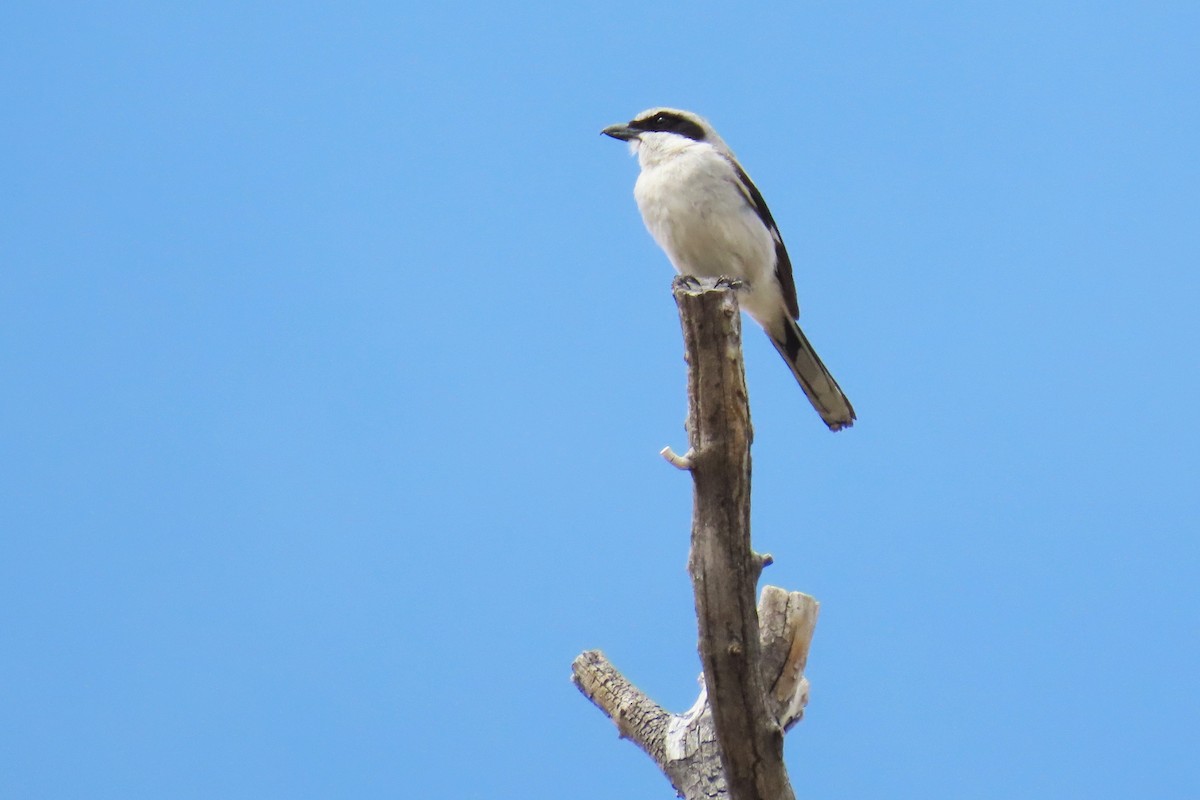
xmin=660 ymin=446 xmax=695 ymax=470
xmin=752 ymin=551 xmax=775 ymax=584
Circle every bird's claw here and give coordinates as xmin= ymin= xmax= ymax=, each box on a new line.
xmin=715 ymin=275 xmax=745 ymax=291
xmin=673 ymin=275 xmax=704 ymax=291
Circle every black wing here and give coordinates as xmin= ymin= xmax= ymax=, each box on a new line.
xmin=724 ymin=157 xmax=800 ymax=320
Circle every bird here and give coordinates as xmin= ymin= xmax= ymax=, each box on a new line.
xmin=602 ymin=107 xmax=855 ymax=431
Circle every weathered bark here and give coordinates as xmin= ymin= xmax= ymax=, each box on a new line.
xmin=676 ymin=280 xmax=794 ymax=800
xmin=572 ymin=279 xmax=819 ymax=800
xmin=572 ymin=588 xmax=817 ymax=799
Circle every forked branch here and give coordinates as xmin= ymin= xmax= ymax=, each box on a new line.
xmin=572 ymin=280 xmax=818 ymax=800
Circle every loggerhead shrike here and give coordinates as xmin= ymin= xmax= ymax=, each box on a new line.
xmin=602 ymin=108 xmax=855 ymax=431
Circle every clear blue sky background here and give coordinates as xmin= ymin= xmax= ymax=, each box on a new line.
xmin=3 ymin=2 xmax=1198 ymax=798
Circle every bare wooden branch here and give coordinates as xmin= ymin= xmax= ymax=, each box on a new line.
xmin=571 ymin=650 xmax=671 ymax=758
xmin=572 ymin=279 xmax=819 ymax=800
xmin=571 ymin=590 xmax=818 ymax=800
xmin=758 ymin=588 xmax=820 ymax=732
xmin=674 ymin=280 xmax=794 ymax=800
xmin=571 ymin=650 xmax=721 ymax=798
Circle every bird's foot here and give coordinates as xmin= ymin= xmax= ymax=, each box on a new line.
xmin=715 ymin=275 xmax=745 ymax=291
xmin=673 ymin=274 xmax=704 ymax=291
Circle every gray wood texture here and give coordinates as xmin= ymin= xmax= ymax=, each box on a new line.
xmin=572 ymin=280 xmax=818 ymax=800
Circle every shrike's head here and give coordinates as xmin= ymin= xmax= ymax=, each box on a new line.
xmin=602 ymin=107 xmax=732 ymax=166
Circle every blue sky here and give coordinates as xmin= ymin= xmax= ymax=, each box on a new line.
xmin=2 ymin=2 xmax=1198 ymax=798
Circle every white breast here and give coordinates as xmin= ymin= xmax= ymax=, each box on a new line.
xmin=632 ymin=145 xmax=781 ymax=324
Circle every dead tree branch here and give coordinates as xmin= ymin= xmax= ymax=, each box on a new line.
xmin=572 ymin=279 xmax=819 ymax=800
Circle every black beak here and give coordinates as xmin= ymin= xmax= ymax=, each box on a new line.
xmin=601 ymin=123 xmax=639 ymax=142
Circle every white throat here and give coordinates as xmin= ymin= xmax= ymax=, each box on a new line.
xmin=631 ymin=132 xmax=709 ymax=170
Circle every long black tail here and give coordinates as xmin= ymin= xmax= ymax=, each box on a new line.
xmin=767 ymin=315 xmax=856 ymax=431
